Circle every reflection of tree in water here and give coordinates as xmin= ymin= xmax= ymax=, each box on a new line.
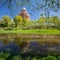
xmin=14 ymin=38 xmax=30 ymax=52
xmin=20 ymin=40 xmax=30 ymax=52
xmin=2 ymin=37 xmax=11 ymax=45
xmin=13 ymin=38 xmax=24 ymax=46
xmin=0 ymin=35 xmax=30 ymax=52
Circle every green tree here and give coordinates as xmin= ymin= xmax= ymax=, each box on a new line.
xmin=14 ymin=15 xmax=22 ymax=27
xmin=2 ymin=16 xmax=12 ymax=27
xmin=49 ymin=16 xmax=60 ymax=29
xmin=21 ymin=18 xmax=32 ymax=30
xmin=38 ymin=17 xmax=46 ymax=29
xmin=37 ymin=16 xmax=60 ymax=29
xmin=7 ymin=21 xmax=15 ymax=30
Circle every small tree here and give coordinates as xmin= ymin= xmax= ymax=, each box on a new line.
xmin=14 ymin=15 xmax=22 ymax=27
xmin=2 ymin=16 xmax=12 ymax=27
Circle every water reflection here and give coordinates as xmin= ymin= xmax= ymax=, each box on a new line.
xmin=0 ymin=34 xmax=60 ymax=56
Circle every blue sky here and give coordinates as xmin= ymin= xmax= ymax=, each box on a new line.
xmin=0 ymin=0 xmax=60 ymax=20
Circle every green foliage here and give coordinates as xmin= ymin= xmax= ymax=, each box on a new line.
xmin=7 ymin=21 xmax=15 ymax=30
xmin=38 ymin=16 xmax=60 ymax=29
xmin=21 ymin=17 xmax=28 ymax=29
xmin=57 ymin=56 xmax=60 ymax=60
xmin=1 ymin=16 xmax=12 ymax=27
xmin=38 ymin=17 xmax=46 ymax=29
xmin=0 ymin=52 xmax=60 ymax=60
xmin=14 ymin=16 xmax=32 ymax=30
xmin=32 ymin=58 xmax=36 ymax=60
xmin=14 ymin=15 xmax=22 ymax=27
xmin=42 ymin=55 xmax=56 ymax=60
xmin=12 ymin=56 xmax=20 ymax=60
xmin=0 ymin=52 xmax=10 ymax=60
xmin=0 ymin=15 xmax=60 ymax=30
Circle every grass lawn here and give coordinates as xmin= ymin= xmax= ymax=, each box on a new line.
xmin=0 ymin=29 xmax=60 ymax=34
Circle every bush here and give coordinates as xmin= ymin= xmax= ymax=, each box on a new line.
xmin=42 ymin=55 xmax=56 ymax=60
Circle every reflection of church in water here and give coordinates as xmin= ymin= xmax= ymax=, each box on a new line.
xmin=19 ymin=8 xmax=30 ymax=21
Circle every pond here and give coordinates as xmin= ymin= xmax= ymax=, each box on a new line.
xmin=0 ymin=34 xmax=60 ymax=57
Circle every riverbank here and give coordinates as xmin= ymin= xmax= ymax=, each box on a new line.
xmin=0 ymin=29 xmax=60 ymax=34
